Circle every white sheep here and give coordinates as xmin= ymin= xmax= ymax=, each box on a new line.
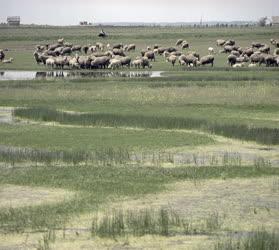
xmin=232 ymin=63 xmax=245 ymax=68
xmin=46 ymin=57 xmax=55 ymax=68
xmin=208 ymin=47 xmax=215 ymax=54
xmin=248 ymin=63 xmax=257 ymax=68
xmin=108 ymin=59 xmax=121 ymax=69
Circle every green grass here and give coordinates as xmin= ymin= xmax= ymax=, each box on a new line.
xmin=0 ymin=164 xmax=278 ymax=232
xmin=13 ymin=107 xmax=279 ymax=145
xmin=0 ymin=123 xmax=213 ymax=151
xmin=214 ymin=228 xmax=279 ymax=250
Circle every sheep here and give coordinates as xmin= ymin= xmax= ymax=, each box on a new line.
xmin=166 ymin=47 xmax=177 ymax=53
xmin=259 ymin=45 xmax=270 ymax=54
xmin=157 ymin=47 xmax=167 ymax=55
xmin=176 ymin=39 xmax=184 ymax=46
xmin=250 ymin=53 xmax=265 ymax=66
xmin=216 ymin=39 xmax=226 ymax=46
xmin=113 ymin=44 xmax=123 ymax=49
xmin=71 ymin=45 xmax=82 ymax=52
xmin=199 ymin=55 xmax=215 ymax=67
xmin=227 ymin=54 xmax=237 ymax=66
xmin=82 ymin=45 xmax=89 ymax=54
xmin=141 ymin=57 xmax=152 ymax=69
xmin=188 ymin=52 xmax=200 ymax=60
xmin=153 ymin=44 xmax=159 ymax=49
xmin=242 ymin=47 xmax=254 ymax=57
xmin=252 ymin=42 xmax=265 ymax=49
xmin=144 ymin=51 xmax=155 ymax=61
xmin=163 ymin=51 xmax=170 ymax=58
xmin=96 ymin=42 xmax=104 ymax=51
xmin=127 ymin=44 xmax=136 ymax=52
xmin=264 ymin=55 xmax=277 ymax=67
xmin=208 ymin=47 xmax=215 ymax=54
xmin=78 ymin=56 xmax=92 ymax=69
xmin=2 ymin=58 xmax=13 ymax=64
xmin=64 ymin=42 xmax=73 ymax=48
xmin=231 ymin=50 xmax=241 ymax=57
xmin=120 ymin=56 xmax=132 ymax=67
xmin=170 ymin=51 xmax=182 ymax=57
xmin=147 ymin=46 xmax=151 ymax=51
xmin=57 ymin=38 xmax=64 ymax=45
xmin=274 ymin=48 xmax=279 ymax=56
xmin=48 ymin=43 xmax=60 ymax=51
xmin=46 ymin=57 xmax=55 ymax=68
xmin=236 ymin=55 xmax=249 ymax=63
xmin=89 ymin=46 xmax=97 ymax=53
xmin=153 ymin=49 xmax=159 ymax=54
xmin=179 ymin=54 xmax=198 ymax=67
xmin=108 ymin=58 xmax=121 ymax=69
xmin=54 ymin=56 xmax=67 ymax=69
xmin=69 ymin=56 xmax=80 ymax=69
xmin=131 ymin=59 xmax=142 ymax=69
xmin=223 ymin=45 xmax=233 ymax=53
xmin=61 ymin=47 xmax=72 ymax=56
xmin=91 ymin=56 xmax=110 ymax=69
xmin=232 ymin=63 xmax=245 ymax=68
xmin=224 ymin=40 xmax=235 ymax=46
xmin=113 ymin=48 xmax=125 ymax=57
xmin=181 ymin=42 xmax=189 ymax=49
xmin=166 ymin=55 xmax=177 ymax=66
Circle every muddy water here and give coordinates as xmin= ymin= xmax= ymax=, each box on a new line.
xmin=0 ymin=70 xmax=163 ymax=81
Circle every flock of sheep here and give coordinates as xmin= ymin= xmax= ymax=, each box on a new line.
xmin=217 ymin=38 xmax=279 ymax=68
xmin=31 ymin=38 xmax=217 ymax=70
xmin=1 ymin=37 xmax=279 ymax=69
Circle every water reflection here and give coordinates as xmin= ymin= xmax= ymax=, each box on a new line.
xmin=0 ymin=71 xmax=163 ymax=81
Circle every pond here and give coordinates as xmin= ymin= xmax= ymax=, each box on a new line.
xmin=0 ymin=71 xmax=164 ymax=81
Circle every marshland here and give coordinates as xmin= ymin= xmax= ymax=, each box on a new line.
xmin=0 ymin=17 xmax=279 ymax=250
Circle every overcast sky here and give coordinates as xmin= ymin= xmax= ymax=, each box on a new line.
xmin=1 ymin=0 xmax=278 ymax=25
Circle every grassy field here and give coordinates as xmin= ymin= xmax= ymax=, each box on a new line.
xmin=0 ymin=25 xmax=278 ymax=249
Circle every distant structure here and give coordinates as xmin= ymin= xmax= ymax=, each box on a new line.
xmin=7 ymin=16 xmax=20 ymax=26
xmin=271 ymin=16 xmax=279 ymax=26
xmin=79 ymin=21 xmax=93 ymax=26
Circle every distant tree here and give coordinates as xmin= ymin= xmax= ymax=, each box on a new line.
xmin=258 ymin=17 xmax=268 ymax=27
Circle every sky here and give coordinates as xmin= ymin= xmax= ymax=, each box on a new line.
xmin=0 ymin=0 xmax=278 ymax=25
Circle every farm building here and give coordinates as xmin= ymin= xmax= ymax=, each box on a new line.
xmin=272 ymin=16 xmax=279 ymax=26
xmin=7 ymin=16 xmax=20 ymax=26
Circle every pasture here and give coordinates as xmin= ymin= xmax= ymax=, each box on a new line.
xmin=0 ymin=25 xmax=278 ymax=249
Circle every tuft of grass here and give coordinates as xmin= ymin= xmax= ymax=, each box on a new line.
xmin=214 ymin=228 xmax=279 ymax=250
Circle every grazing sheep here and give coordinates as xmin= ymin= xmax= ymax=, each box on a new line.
xmin=216 ymin=39 xmax=226 ymax=46
xmin=232 ymin=63 xmax=245 ymax=68
xmin=250 ymin=53 xmax=265 ymax=66
xmin=54 ymin=56 xmax=67 ymax=69
xmin=252 ymin=42 xmax=265 ymax=49
xmin=231 ymin=50 xmax=241 ymax=57
xmin=48 ymin=43 xmax=60 ymax=51
xmin=96 ymin=42 xmax=104 ymax=51
xmin=61 ymin=47 xmax=72 ymax=55
xmin=179 ymin=54 xmax=198 ymax=67
xmin=264 ymin=55 xmax=277 ymax=67
xmin=181 ymin=42 xmax=189 ymax=49
xmin=157 ymin=47 xmax=167 ymax=55
xmin=274 ymin=48 xmax=279 ymax=56
xmin=46 ymin=57 xmax=55 ymax=68
xmin=176 ymin=39 xmax=184 ymax=46
xmin=199 ymin=55 xmax=214 ymax=67
xmin=89 ymin=46 xmax=97 ymax=53
xmin=153 ymin=48 xmax=159 ymax=54
xmin=144 ymin=51 xmax=156 ymax=61
xmin=227 ymin=54 xmax=237 ymax=66
xmin=224 ymin=40 xmax=235 ymax=46
xmin=223 ymin=45 xmax=233 ymax=53
xmin=113 ymin=48 xmax=125 ymax=57
xmin=71 ymin=45 xmax=82 ymax=52
xmin=91 ymin=56 xmax=110 ymax=69
xmin=131 ymin=59 xmax=142 ymax=69
xmin=166 ymin=55 xmax=177 ymax=66
xmin=127 ymin=44 xmax=136 ymax=52
xmin=120 ymin=56 xmax=132 ymax=67
xmin=154 ymin=44 xmax=160 ymax=49
xmin=108 ymin=58 xmax=121 ymax=69
xmin=163 ymin=51 xmax=170 ymax=58
xmin=141 ymin=57 xmax=152 ymax=69
xmin=2 ymin=58 xmax=14 ymax=64
xmin=236 ymin=55 xmax=249 ymax=63
xmin=69 ymin=56 xmax=80 ymax=69
xmin=208 ymin=47 xmax=215 ymax=54
xmin=248 ymin=63 xmax=257 ymax=68
xmin=57 ymin=38 xmax=64 ymax=45
xmin=82 ymin=45 xmax=89 ymax=54
xmin=147 ymin=46 xmax=151 ymax=51
xmin=242 ymin=48 xmax=254 ymax=57
xmin=113 ymin=44 xmax=123 ymax=49
xmin=166 ymin=47 xmax=177 ymax=53
xmin=170 ymin=51 xmax=182 ymax=57
xmin=259 ymin=45 xmax=270 ymax=54
xmin=78 ymin=56 xmax=92 ymax=69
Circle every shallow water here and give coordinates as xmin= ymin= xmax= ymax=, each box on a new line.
xmin=0 ymin=70 xmax=163 ymax=81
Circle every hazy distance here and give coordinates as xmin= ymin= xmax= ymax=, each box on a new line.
xmin=1 ymin=0 xmax=278 ymax=25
